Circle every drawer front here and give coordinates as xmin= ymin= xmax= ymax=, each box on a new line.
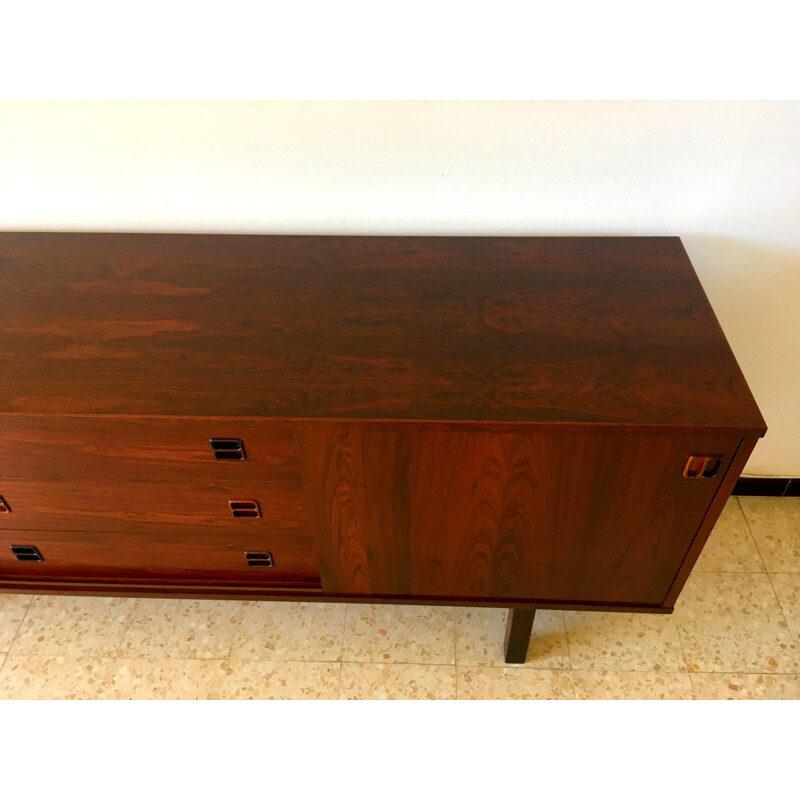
xmin=0 ymin=527 xmax=321 ymax=588
xmin=0 ymin=478 xmax=310 ymax=533
xmin=0 ymin=416 xmax=303 ymax=483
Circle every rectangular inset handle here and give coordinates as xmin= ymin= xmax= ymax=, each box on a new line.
xmin=10 ymin=545 xmax=44 ymax=562
xmin=245 ymin=551 xmax=274 ymax=567
xmin=683 ymin=454 xmax=724 ymax=478
xmin=229 ymin=500 xmax=261 ymax=518
xmin=210 ymin=439 xmax=246 ymax=460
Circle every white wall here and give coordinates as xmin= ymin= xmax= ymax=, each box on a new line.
xmin=1 ymin=101 xmax=797 ymax=475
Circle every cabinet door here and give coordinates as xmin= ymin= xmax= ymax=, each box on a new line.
xmin=299 ymin=426 xmax=741 ymax=605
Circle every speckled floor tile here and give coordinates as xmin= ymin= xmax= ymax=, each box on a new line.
xmin=455 ymin=608 xmax=569 ymax=668
xmin=111 ymin=657 xmax=340 ymax=699
xmin=121 ymin=598 xmax=244 ymax=659
xmin=690 ymin=672 xmax=800 ymax=700
xmin=457 ymin=667 xmax=574 ymax=699
xmin=0 ymin=593 xmax=32 ymax=651
xmin=674 ymin=572 xmax=800 ymax=673
xmin=769 ymin=573 xmax=800 ymax=637
xmin=0 ymin=655 xmax=117 ymax=699
xmin=342 ymin=604 xmax=455 ymax=664
xmin=209 ymin=660 xmax=340 ymax=699
xmin=739 ymin=497 xmax=800 ymax=572
xmin=110 ymin=657 xmax=220 ymax=699
xmin=340 ymin=663 xmax=456 ymax=699
xmin=228 ymin=602 xmax=346 ymax=661
xmin=694 ymin=499 xmax=765 ymax=573
xmin=564 ymin=611 xmax=685 ymax=672
xmin=572 ymin=670 xmax=693 ymax=699
xmin=12 ymin=595 xmax=136 ymax=656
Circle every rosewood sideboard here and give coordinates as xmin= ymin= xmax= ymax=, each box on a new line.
xmin=0 ymin=234 xmax=766 ymax=662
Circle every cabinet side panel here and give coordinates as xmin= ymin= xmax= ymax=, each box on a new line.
xmin=296 ymin=426 xmax=413 ymax=594
xmin=662 ymin=434 xmax=756 ymax=608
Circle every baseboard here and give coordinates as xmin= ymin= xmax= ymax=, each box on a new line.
xmin=732 ymin=477 xmax=800 ymax=497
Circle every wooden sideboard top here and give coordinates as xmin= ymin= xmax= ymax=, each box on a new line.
xmin=0 ymin=232 xmax=765 ymax=430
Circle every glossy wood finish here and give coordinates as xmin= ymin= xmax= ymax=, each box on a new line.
xmin=0 ymin=234 xmax=766 ymax=660
xmin=0 ymin=526 xmax=321 ymax=588
xmin=0 ymin=416 xmax=303 ymax=482
xmin=0 ymin=233 xmax=765 ymax=429
xmin=299 ymin=424 xmax=741 ymax=605
xmin=0 ymin=477 xmax=311 ymax=533
xmin=504 ymin=608 xmax=536 ymax=664
xmin=662 ymin=434 xmax=760 ymax=608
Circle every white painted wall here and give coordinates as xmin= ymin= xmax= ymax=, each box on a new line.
xmin=1 ymin=101 xmax=797 ymax=475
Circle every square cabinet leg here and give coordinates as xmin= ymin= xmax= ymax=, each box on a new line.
xmin=503 ymin=607 xmax=536 ymax=664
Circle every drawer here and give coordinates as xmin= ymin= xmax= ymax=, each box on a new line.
xmin=0 ymin=526 xmax=320 ymax=588
xmin=0 ymin=416 xmax=303 ymax=483
xmin=0 ymin=478 xmax=311 ymax=533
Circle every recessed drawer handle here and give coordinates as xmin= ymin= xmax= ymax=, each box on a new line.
xmin=245 ymin=551 xmax=274 ymax=567
xmin=209 ymin=438 xmax=246 ymax=460
xmin=10 ymin=545 xmax=44 ymax=562
xmin=229 ymin=500 xmax=261 ymax=518
xmin=0 ymin=495 xmax=10 ymax=513
xmin=683 ymin=454 xmax=724 ymax=478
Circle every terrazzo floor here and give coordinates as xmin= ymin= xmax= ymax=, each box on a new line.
xmin=1 ymin=496 xmax=799 ymax=700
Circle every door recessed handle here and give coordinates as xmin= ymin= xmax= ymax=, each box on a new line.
xmin=683 ymin=454 xmax=724 ymax=478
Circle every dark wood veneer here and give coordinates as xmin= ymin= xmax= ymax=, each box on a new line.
xmin=0 ymin=234 xmax=766 ymax=663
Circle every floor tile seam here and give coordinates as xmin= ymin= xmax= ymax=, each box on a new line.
xmin=0 ymin=654 xmax=352 ymax=672
xmin=336 ymin=606 xmax=347 ymax=699
xmin=674 ymin=602 xmax=693 ymax=675
xmin=562 ymin=610 xmax=576 ymax=671
xmin=687 ymin=670 xmax=800 ymax=676
xmin=686 ymin=668 xmax=800 ymax=675
xmin=568 ymin=661 xmax=691 ymax=673
xmin=338 ymin=604 xmax=348 ymax=663
xmin=453 ymin=608 xmax=458 ymax=699
xmin=342 ymin=659 xmax=456 ymax=667
xmin=736 ymin=497 xmax=773 ymax=573
xmin=448 ymin=606 xmax=458 ymax=666
xmin=694 ymin=568 xmax=767 ymax=574
xmin=455 ymin=665 xmax=572 ymax=672
xmin=453 ymin=666 xmax=578 ymax=699
xmin=6 ymin=594 xmax=36 ymax=655
xmin=453 ymin=662 xmax=568 ymax=669
xmin=116 ymin=597 xmax=139 ymax=654
xmin=122 ymin=653 xmax=348 ymax=663
xmin=334 ymin=661 xmax=343 ymax=700
xmin=760 ymin=568 xmax=800 ymax=637
xmin=692 ymin=509 xmax=800 ymax=670
xmin=687 ymin=671 xmax=703 ymax=700
xmin=763 ymin=567 xmax=796 ymax=638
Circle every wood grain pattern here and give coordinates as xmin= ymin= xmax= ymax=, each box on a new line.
xmin=297 ymin=426 xmax=412 ymax=594
xmin=0 ymin=526 xmax=320 ymax=587
xmin=300 ymin=424 xmax=741 ymax=605
xmin=0 ymin=477 xmax=310 ymax=533
xmin=0 ymin=416 xmax=302 ymax=482
xmin=0 ymin=233 xmax=766 ymax=627
xmin=0 ymin=233 xmax=765 ymax=429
